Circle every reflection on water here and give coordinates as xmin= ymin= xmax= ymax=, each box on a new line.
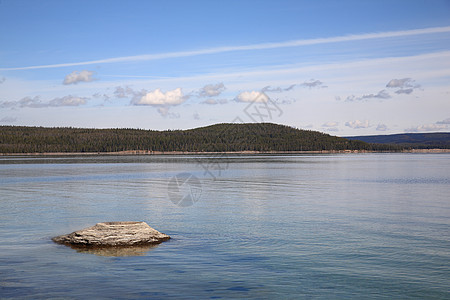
xmin=66 ymin=244 xmax=160 ymax=257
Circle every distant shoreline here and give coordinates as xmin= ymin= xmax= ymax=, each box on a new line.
xmin=1 ymin=149 xmax=450 ymax=156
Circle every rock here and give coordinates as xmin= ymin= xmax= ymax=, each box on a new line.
xmin=52 ymin=221 xmax=170 ymax=248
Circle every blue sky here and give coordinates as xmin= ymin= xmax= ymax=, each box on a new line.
xmin=1 ymin=0 xmax=449 ymax=135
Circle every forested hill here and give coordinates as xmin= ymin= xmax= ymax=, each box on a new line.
xmin=0 ymin=123 xmax=399 ymax=153
xmin=347 ymin=132 xmax=450 ymax=149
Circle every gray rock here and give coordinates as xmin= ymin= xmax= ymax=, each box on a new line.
xmin=52 ymin=221 xmax=170 ymax=247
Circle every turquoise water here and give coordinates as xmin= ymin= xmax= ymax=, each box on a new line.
xmin=0 ymin=154 xmax=449 ymax=299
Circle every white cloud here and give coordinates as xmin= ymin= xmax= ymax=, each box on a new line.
xmin=405 ymin=123 xmax=448 ymax=132
xmin=235 ymin=91 xmax=269 ymax=103
xmin=436 ymin=117 xmax=450 ymax=125
xmin=63 ymin=70 xmax=95 ymax=85
xmin=198 ymin=83 xmax=225 ymax=97
xmin=376 ymin=124 xmax=388 ymax=131
xmin=0 ymin=77 xmax=5 ymax=84
xmin=133 ymin=88 xmax=186 ymax=106
xmin=345 ymin=120 xmax=370 ymax=129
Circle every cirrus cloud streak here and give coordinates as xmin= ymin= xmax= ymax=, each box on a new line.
xmin=2 ymin=26 xmax=450 ymax=71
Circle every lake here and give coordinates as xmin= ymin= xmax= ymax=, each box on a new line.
xmin=0 ymin=153 xmax=449 ymax=299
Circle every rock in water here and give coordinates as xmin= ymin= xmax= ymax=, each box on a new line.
xmin=52 ymin=221 xmax=170 ymax=247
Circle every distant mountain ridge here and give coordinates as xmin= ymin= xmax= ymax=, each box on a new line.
xmin=0 ymin=123 xmax=399 ymax=153
xmin=347 ymin=132 xmax=450 ymax=149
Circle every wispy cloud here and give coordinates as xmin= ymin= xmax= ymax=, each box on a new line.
xmin=0 ymin=95 xmax=87 ymax=108
xmin=322 ymin=121 xmax=339 ymax=132
xmin=345 ymin=120 xmax=371 ymax=129
xmin=345 ymin=90 xmax=391 ymax=101
xmin=322 ymin=121 xmax=339 ymax=127
xmin=386 ymin=78 xmax=420 ymax=95
xmin=63 ymin=70 xmax=95 ymax=85
xmin=2 ymin=26 xmax=450 ymax=71
xmin=436 ymin=117 xmax=450 ymax=125
xmin=201 ymin=99 xmax=228 ymax=105
xmin=376 ymin=124 xmax=388 ymax=131
xmin=198 ymin=83 xmax=226 ymax=97
xmin=300 ymin=79 xmax=327 ymax=88
xmin=263 ymin=84 xmax=296 ymax=93
xmin=405 ymin=123 xmax=448 ymax=132
xmin=114 ymin=86 xmax=137 ymax=98
xmin=395 ymin=88 xmax=414 ymax=94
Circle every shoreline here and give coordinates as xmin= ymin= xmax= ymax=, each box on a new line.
xmin=1 ymin=149 xmax=450 ymax=156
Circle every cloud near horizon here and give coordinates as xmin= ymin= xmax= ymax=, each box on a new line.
xmin=376 ymin=124 xmax=388 ymax=131
xmin=0 ymin=95 xmax=86 ymax=108
xmin=436 ymin=117 xmax=450 ymax=125
xmin=322 ymin=121 xmax=339 ymax=127
xmin=345 ymin=120 xmax=370 ymax=129
xmin=63 ymin=70 xmax=95 ymax=85
xmin=0 ymin=116 xmax=17 ymax=123
xmin=405 ymin=123 xmax=448 ymax=132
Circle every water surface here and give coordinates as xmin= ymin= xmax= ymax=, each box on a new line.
xmin=0 ymin=154 xmax=449 ymax=298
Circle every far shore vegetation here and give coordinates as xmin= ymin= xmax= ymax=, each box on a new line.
xmin=1 ymin=123 xmax=448 ymax=154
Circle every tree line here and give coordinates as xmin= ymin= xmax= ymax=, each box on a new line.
xmin=0 ymin=123 xmax=403 ymax=153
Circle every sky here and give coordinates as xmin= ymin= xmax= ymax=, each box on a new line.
xmin=0 ymin=0 xmax=449 ymax=136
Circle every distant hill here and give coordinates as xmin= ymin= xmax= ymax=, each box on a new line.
xmin=347 ymin=132 xmax=450 ymax=149
xmin=0 ymin=123 xmax=400 ymax=153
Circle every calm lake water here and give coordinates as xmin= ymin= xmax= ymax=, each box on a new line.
xmin=0 ymin=154 xmax=449 ymax=299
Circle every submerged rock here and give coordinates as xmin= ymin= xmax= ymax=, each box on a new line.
xmin=69 ymin=244 xmax=160 ymax=257
xmin=52 ymin=221 xmax=170 ymax=248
